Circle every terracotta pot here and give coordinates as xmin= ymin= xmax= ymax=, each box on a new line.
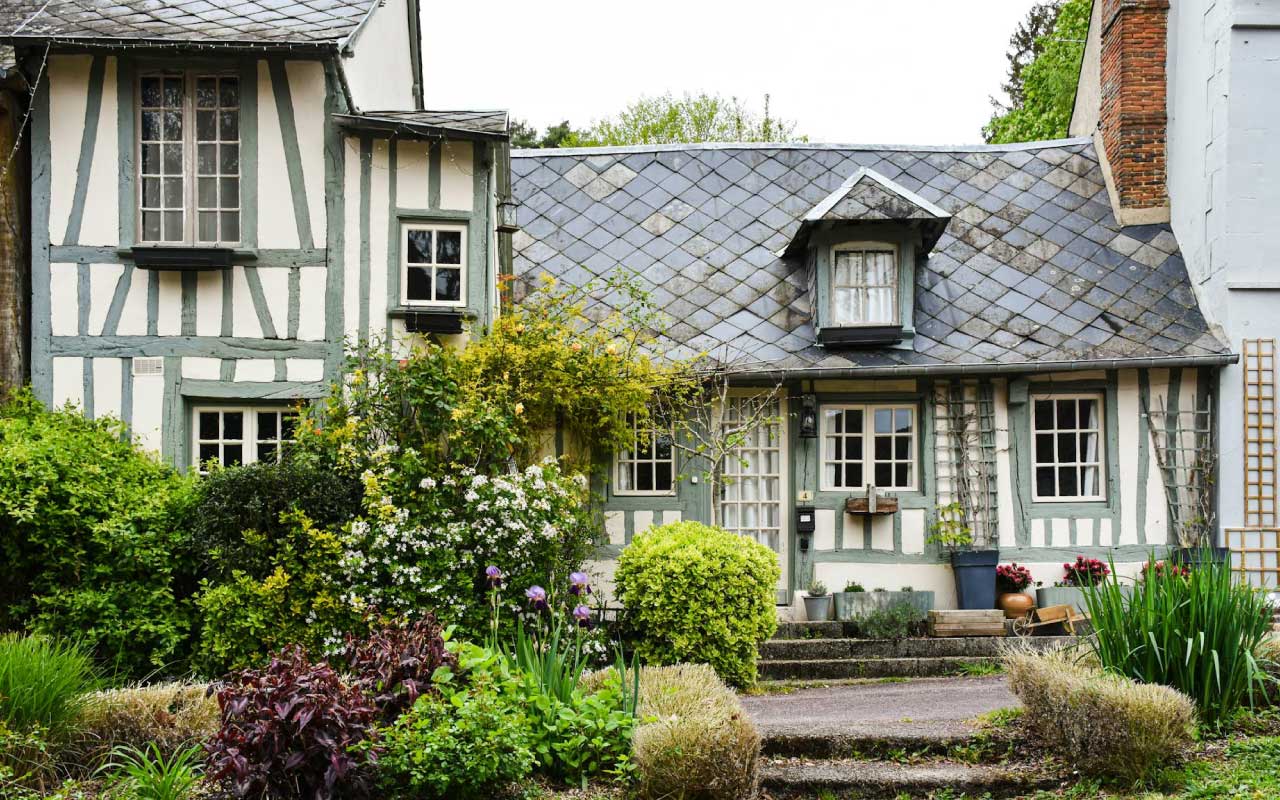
xmin=998 ymin=592 xmax=1034 ymax=619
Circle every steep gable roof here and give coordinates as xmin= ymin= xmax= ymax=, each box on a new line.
xmin=510 ymin=139 xmax=1228 ymax=375
xmin=0 ymin=0 xmax=379 ymax=49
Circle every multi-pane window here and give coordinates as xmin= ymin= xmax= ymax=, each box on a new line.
xmin=821 ymin=404 xmax=916 ymax=490
xmin=719 ymin=396 xmax=784 ymax=555
xmin=831 ymin=246 xmax=897 ymax=326
xmin=193 ymin=407 xmax=296 ymax=472
xmin=1032 ymin=394 xmax=1105 ymax=501
xmin=403 ymin=223 xmax=465 ymax=305
xmin=138 ymin=71 xmax=240 ymax=245
xmin=614 ymin=414 xmax=675 ymax=495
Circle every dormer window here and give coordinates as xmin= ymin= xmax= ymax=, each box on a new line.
xmin=782 ymin=167 xmax=951 ymax=349
xmin=832 ymin=244 xmax=898 ymax=326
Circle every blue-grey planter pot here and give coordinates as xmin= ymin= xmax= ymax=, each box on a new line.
xmin=1037 ymin=584 xmax=1132 ymax=613
xmin=803 ymin=595 xmax=832 ymax=621
xmin=951 ymin=550 xmax=999 ymax=610
xmin=834 ymin=591 xmax=935 ymax=621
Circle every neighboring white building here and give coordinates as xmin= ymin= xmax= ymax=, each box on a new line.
xmin=1073 ymin=0 xmax=1280 ymax=589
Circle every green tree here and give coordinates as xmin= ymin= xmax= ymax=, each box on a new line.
xmin=984 ymin=0 xmax=1089 ymax=144
xmin=509 ymin=119 xmax=579 ymax=149
xmin=564 ymin=92 xmax=804 ymax=147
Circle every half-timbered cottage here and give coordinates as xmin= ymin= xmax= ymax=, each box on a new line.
xmin=0 ymin=0 xmax=510 ymax=466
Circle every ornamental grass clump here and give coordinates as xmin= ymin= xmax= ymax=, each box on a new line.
xmin=628 ymin=664 xmax=760 ymax=800
xmin=62 ymin=681 xmax=218 ymax=770
xmin=1081 ymin=555 xmax=1277 ymax=729
xmin=1005 ymin=645 xmax=1194 ymax=782
xmin=0 ymin=633 xmax=95 ymax=736
xmin=616 ymin=521 xmax=779 ymax=687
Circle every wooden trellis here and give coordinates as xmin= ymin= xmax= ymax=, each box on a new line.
xmin=1231 ymin=339 xmax=1280 ymax=587
xmin=1143 ymin=395 xmax=1215 ymax=549
xmin=934 ymin=380 xmax=998 ymax=548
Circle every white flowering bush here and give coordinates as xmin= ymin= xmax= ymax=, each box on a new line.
xmin=342 ymin=459 xmax=594 ymax=635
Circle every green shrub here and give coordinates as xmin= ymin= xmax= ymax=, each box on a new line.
xmin=854 ymin=602 xmax=918 ymax=640
xmin=62 ymin=682 xmax=218 ymax=770
xmin=616 ymin=522 xmax=779 ymax=687
xmin=375 ymin=671 xmax=534 ymax=800
xmin=519 ymin=673 xmax=636 ymax=786
xmin=0 ymin=634 xmax=95 ymax=735
xmin=193 ymin=512 xmax=360 ymax=676
xmin=628 ymin=664 xmax=760 ymax=800
xmin=0 ymin=391 xmax=196 ymax=676
xmin=1082 ymin=556 xmax=1276 ymax=729
xmin=0 ymin=720 xmax=57 ymax=793
xmin=1005 ymin=645 xmax=1194 ymax=782
xmin=187 ymin=457 xmax=362 ymax=581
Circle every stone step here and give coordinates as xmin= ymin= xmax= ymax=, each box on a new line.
xmin=758 ymin=656 xmax=1002 ymax=681
xmin=760 ymin=758 xmax=1057 ymax=798
xmin=761 ymin=728 xmax=971 ymax=759
xmin=773 ymin=621 xmax=846 ymax=639
xmin=760 ymin=635 xmax=1075 ymax=661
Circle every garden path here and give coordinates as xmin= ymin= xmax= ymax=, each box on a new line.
xmin=741 ymin=675 xmax=1017 ymax=743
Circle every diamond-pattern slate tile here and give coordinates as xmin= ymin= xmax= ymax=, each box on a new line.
xmin=511 ymin=140 xmax=1227 ymax=371
xmin=0 ymin=0 xmax=374 ymax=44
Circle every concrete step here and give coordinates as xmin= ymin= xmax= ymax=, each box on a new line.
xmin=758 ymin=655 xmax=1002 ymax=681
xmin=760 ymin=758 xmax=1057 ymax=798
xmin=761 ymin=728 xmax=972 ymax=759
xmin=760 ymin=635 xmax=1076 ymax=661
xmin=773 ymin=621 xmax=845 ymax=639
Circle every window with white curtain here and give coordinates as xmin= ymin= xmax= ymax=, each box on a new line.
xmin=831 ymin=244 xmax=898 ymax=326
xmin=1031 ymin=394 xmax=1106 ymax=501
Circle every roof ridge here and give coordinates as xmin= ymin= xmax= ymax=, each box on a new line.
xmin=513 ymin=136 xmax=1094 ymax=158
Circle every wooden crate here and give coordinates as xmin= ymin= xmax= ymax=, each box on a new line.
xmin=927 ymin=609 xmax=1006 ymax=638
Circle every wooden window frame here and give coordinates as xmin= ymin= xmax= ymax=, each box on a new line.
xmin=400 ymin=221 xmax=468 ymax=308
xmin=1030 ymin=392 xmax=1107 ymax=503
xmin=613 ymin=413 xmax=676 ymax=497
xmin=191 ymin=406 xmax=296 ymax=473
xmin=819 ymin=403 xmax=918 ymax=492
xmin=829 ymin=242 xmax=900 ymax=327
xmin=135 ymin=69 xmax=242 ymax=247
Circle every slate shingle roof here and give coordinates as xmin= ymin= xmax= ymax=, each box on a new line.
xmin=511 ymin=138 xmax=1229 ymax=374
xmin=336 ymin=110 xmax=509 ymax=141
xmin=0 ymin=1 xmax=376 ymax=48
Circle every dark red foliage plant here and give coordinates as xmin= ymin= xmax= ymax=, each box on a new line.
xmin=206 ymin=646 xmax=378 ymax=800
xmin=343 ymin=614 xmax=457 ymax=722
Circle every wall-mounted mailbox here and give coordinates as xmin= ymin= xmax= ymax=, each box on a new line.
xmin=795 ymin=506 xmax=816 ymax=533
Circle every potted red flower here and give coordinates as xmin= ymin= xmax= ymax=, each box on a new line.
xmin=995 ymin=562 xmax=1036 ymax=618
xmin=1036 ymin=555 xmax=1126 ymax=612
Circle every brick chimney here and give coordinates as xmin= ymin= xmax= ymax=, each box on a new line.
xmin=1098 ymin=0 xmax=1170 ymax=222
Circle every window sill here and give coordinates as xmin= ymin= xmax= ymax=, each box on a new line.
xmin=126 ymin=246 xmax=246 ymax=270
xmin=818 ymin=325 xmax=904 ymax=347
xmin=388 ymin=307 xmax=472 ymax=334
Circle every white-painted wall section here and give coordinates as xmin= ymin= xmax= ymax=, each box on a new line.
xmin=341 ymin=0 xmax=417 ymax=111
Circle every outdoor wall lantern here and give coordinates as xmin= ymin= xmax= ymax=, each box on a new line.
xmin=799 ymin=394 xmax=818 ymax=438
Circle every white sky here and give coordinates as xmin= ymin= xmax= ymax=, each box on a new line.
xmin=420 ymin=0 xmax=1041 ymax=146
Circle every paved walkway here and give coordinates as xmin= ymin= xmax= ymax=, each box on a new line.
xmin=740 ymin=675 xmax=1018 ymax=741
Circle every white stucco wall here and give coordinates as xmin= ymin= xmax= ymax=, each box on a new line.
xmin=341 ymin=0 xmax=417 ymax=111
xmin=1167 ymin=0 xmax=1280 ymax=536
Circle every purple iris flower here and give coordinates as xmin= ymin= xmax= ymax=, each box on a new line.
xmin=569 ymin=571 xmax=592 ymax=596
xmin=572 ymin=604 xmax=592 ymax=627
xmin=525 ymin=585 xmax=548 ymax=611
xmin=485 ymin=565 xmax=504 ymax=589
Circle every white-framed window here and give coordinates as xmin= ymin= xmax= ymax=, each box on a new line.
xmin=402 ymin=222 xmax=466 ymax=306
xmin=137 ymin=71 xmax=241 ymax=245
xmin=821 ymin=404 xmax=917 ymax=491
xmin=1031 ymin=394 xmax=1106 ymax=502
xmin=831 ymin=243 xmax=898 ymax=326
xmin=614 ymin=414 xmax=675 ymax=495
xmin=192 ymin=406 xmax=297 ymax=473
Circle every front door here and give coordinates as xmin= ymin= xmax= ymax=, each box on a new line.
xmin=718 ymin=395 xmax=790 ymax=602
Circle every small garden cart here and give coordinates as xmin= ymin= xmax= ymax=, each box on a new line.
xmin=1011 ymin=603 xmax=1089 ymax=637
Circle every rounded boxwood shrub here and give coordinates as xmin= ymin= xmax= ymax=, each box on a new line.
xmin=615 ymin=521 xmax=779 ymax=687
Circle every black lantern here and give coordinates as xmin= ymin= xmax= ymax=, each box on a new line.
xmin=799 ymin=394 xmax=818 ymax=438
xmin=497 ymin=197 xmax=520 ymax=233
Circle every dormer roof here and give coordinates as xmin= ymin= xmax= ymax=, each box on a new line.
xmin=782 ymin=167 xmax=951 ymax=258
